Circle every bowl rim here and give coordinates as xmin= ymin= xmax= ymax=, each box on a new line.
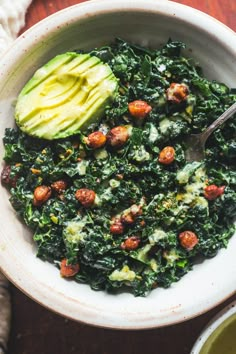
xmin=191 ymin=300 xmax=236 ymax=353
xmin=0 ymin=0 xmax=236 ymax=329
xmin=0 ymin=0 xmax=235 ymax=64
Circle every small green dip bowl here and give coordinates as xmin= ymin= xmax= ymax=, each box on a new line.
xmin=191 ymin=301 xmax=236 ymax=354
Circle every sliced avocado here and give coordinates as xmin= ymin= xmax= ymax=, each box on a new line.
xmin=15 ymin=52 xmax=118 ymax=139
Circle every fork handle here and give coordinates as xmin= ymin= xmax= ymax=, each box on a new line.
xmin=202 ymin=101 xmax=236 ymax=142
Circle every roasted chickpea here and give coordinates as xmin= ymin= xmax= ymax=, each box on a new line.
xmin=33 ymin=185 xmax=52 ymax=206
xmin=130 ymin=204 xmax=142 ymax=217
xmin=120 ymin=204 xmax=142 ymax=225
xmin=121 ymin=211 xmax=135 ymax=225
xmin=166 ymin=83 xmax=189 ymax=103
xmin=1 ymin=165 xmax=17 ymax=187
xmin=179 ymin=231 xmax=199 ymax=251
xmin=128 ymin=100 xmax=152 ymax=119
xmin=204 ymin=184 xmax=225 ymax=200
xmin=60 ymin=259 xmax=79 ymax=277
xmin=86 ymin=131 xmax=107 ymax=149
xmin=51 ymin=180 xmax=67 ymax=193
xmin=106 ymin=126 xmax=129 ymax=148
xmin=121 ymin=236 xmax=141 ymax=251
xmin=158 ymin=146 xmax=175 ymax=165
xmin=75 ymin=188 xmax=96 ymax=208
xmin=110 ymin=219 xmax=124 ymax=235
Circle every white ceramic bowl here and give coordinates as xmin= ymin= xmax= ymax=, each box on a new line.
xmin=0 ymin=0 xmax=235 ymax=329
xmin=191 ymin=300 xmax=236 ymax=353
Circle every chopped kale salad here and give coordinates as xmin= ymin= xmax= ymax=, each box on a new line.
xmin=1 ymin=39 xmax=236 ymax=296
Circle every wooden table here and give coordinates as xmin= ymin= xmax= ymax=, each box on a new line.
xmin=9 ymin=1 xmax=236 ymax=353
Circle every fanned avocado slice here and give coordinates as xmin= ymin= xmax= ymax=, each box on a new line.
xmin=15 ymin=52 xmax=118 ymax=139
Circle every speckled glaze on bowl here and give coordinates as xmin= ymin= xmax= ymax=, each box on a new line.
xmin=0 ymin=0 xmax=235 ymax=329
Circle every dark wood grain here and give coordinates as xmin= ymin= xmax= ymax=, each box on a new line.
xmin=8 ymin=289 xmax=236 ymax=354
xmin=23 ymin=0 xmax=236 ymax=31
xmin=9 ymin=1 xmax=236 ymax=353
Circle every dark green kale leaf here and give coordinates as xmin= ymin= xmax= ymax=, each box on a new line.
xmin=2 ymin=38 xmax=235 ymax=297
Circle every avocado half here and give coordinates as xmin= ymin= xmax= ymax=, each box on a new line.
xmin=15 ymin=52 xmax=118 ymax=139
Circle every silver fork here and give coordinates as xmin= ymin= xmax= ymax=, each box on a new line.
xmin=184 ymin=102 xmax=236 ymax=162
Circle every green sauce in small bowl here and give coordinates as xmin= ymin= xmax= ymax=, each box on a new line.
xmin=200 ymin=314 xmax=236 ymax=354
xmin=191 ymin=302 xmax=236 ymax=354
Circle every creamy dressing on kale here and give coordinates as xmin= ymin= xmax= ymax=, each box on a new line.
xmin=2 ymin=39 xmax=236 ymax=296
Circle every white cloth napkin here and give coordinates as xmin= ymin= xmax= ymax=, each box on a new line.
xmin=0 ymin=2 xmax=32 ymax=351
xmin=0 ymin=0 xmax=32 ymax=53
